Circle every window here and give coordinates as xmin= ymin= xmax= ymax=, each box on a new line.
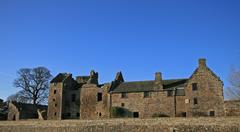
xmin=54 ymin=112 xmax=57 ymax=116
xmin=53 ymin=99 xmax=55 ymax=102
xmin=55 ymin=104 xmax=57 ymax=107
xmin=76 ymin=113 xmax=80 ymax=117
xmin=121 ymin=92 xmax=128 ymax=98
xmin=71 ymin=94 xmax=76 ymax=102
xmin=192 ymin=83 xmax=198 ymax=91
xmin=210 ymin=111 xmax=215 ymax=117
xmin=144 ymin=92 xmax=150 ymax=98
xmin=193 ymin=98 xmax=198 ymax=105
xmin=97 ymin=93 xmax=102 ymax=101
xmin=182 ymin=112 xmax=187 ymax=117
xmin=54 ymin=90 xmax=57 ymax=94
xmin=167 ymin=91 xmax=173 ymax=96
xmin=133 ymin=112 xmax=139 ymax=118
xmin=99 ymin=113 xmax=102 ymax=117
xmin=121 ymin=103 xmax=125 ymax=107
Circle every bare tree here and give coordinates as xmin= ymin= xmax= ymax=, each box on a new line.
xmin=6 ymin=90 xmax=30 ymax=103
xmin=13 ymin=67 xmax=52 ymax=105
xmin=226 ymin=67 xmax=240 ymax=100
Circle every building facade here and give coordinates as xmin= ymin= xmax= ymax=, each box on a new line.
xmin=48 ymin=59 xmax=225 ymax=120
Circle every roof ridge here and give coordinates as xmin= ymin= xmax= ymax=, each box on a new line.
xmin=123 ymin=80 xmax=154 ymax=83
xmin=122 ymin=78 xmax=188 ymax=83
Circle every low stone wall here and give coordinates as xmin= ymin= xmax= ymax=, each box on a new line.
xmin=0 ymin=117 xmax=240 ymax=132
xmin=225 ymin=100 xmax=240 ymax=116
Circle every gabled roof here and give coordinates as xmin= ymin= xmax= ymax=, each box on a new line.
xmin=50 ymin=73 xmax=71 ymax=83
xmin=111 ymin=79 xmax=188 ymax=93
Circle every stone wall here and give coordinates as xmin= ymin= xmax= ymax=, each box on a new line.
xmin=111 ymin=91 xmax=174 ymax=118
xmin=61 ymin=77 xmax=80 ymax=119
xmin=80 ymin=84 xmax=110 ymax=120
xmin=225 ymin=100 xmax=240 ymax=116
xmin=175 ymin=96 xmax=187 ymax=117
xmin=7 ymin=103 xmax=19 ymax=121
xmin=0 ymin=117 xmax=239 ymax=132
xmin=48 ymin=82 xmax=63 ymax=120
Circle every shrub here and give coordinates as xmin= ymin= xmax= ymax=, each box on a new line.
xmin=110 ymin=107 xmax=126 ymax=118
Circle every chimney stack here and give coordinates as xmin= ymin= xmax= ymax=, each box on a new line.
xmin=87 ymin=70 xmax=99 ymax=85
xmin=154 ymin=72 xmax=163 ymax=91
xmin=155 ymin=72 xmax=162 ymax=82
xmin=198 ymin=58 xmax=206 ymax=68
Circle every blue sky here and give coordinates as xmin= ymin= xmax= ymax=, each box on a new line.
xmin=0 ymin=0 xmax=240 ymax=100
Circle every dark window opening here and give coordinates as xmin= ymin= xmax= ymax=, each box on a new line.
xmin=192 ymin=83 xmax=198 ymax=91
xmin=54 ymin=90 xmax=57 ymax=94
xmin=133 ymin=112 xmax=139 ymax=118
xmin=13 ymin=115 xmax=16 ymax=120
xmin=121 ymin=103 xmax=125 ymax=107
xmin=167 ymin=91 xmax=173 ymax=96
xmin=53 ymin=99 xmax=55 ymax=101
xmin=121 ymin=92 xmax=128 ymax=98
xmin=71 ymin=94 xmax=76 ymax=102
xmin=77 ymin=113 xmax=80 ymax=117
xmin=54 ymin=112 xmax=57 ymax=116
xmin=67 ymin=113 xmax=71 ymax=117
xmin=99 ymin=113 xmax=102 ymax=117
xmin=210 ymin=111 xmax=215 ymax=117
xmin=144 ymin=92 xmax=150 ymax=98
xmin=55 ymin=104 xmax=57 ymax=107
xmin=97 ymin=93 xmax=102 ymax=101
xmin=193 ymin=98 xmax=198 ymax=105
xmin=182 ymin=112 xmax=187 ymax=117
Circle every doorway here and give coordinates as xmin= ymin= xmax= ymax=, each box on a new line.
xmin=13 ymin=115 xmax=16 ymax=121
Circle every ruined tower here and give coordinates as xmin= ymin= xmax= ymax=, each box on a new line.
xmin=47 ymin=73 xmax=79 ymax=120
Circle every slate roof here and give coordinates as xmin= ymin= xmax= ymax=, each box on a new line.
xmin=50 ymin=73 xmax=70 ymax=83
xmin=111 ymin=79 xmax=188 ymax=93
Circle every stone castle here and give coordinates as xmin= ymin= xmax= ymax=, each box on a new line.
xmin=47 ymin=58 xmax=225 ymax=120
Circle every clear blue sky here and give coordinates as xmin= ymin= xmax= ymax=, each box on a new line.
xmin=0 ymin=0 xmax=240 ymax=100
